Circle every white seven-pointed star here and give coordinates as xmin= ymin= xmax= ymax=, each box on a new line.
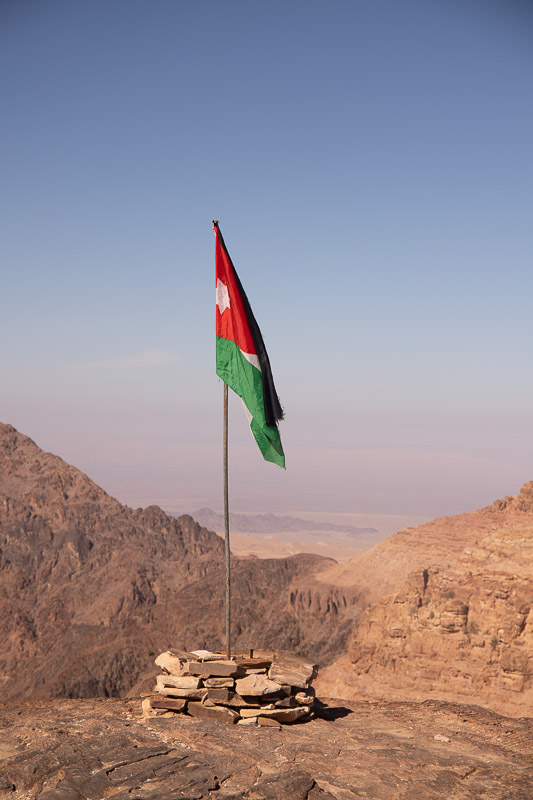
xmin=216 ymin=278 xmax=231 ymax=314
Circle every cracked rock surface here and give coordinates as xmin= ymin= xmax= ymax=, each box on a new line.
xmin=1 ymin=697 xmax=531 ymax=799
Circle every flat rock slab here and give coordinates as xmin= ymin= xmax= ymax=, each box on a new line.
xmin=141 ymin=697 xmax=172 ymax=717
xmin=1 ymin=698 xmax=532 ymax=800
xmin=269 ymin=663 xmax=312 ymax=689
xmin=207 ymin=688 xmax=259 ymax=708
xmin=235 ymin=657 xmax=273 ymax=670
xmin=168 ymin=648 xmax=198 ymax=660
xmin=204 ymin=677 xmax=235 ymax=688
xmin=187 ymin=660 xmax=246 ymax=678
xmin=156 ymin=674 xmax=201 ymax=689
xmin=277 ymin=654 xmax=318 ymax=675
xmin=235 ymin=674 xmax=283 ymax=696
xmin=187 ymin=701 xmax=240 ymax=724
xmin=258 ymin=716 xmax=282 ymax=730
xmin=272 ymin=696 xmax=297 ymax=708
xmin=150 ymin=697 xmax=187 ymax=712
xmin=190 ymin=650 xmax=227 ymax=661
xmin=253 ymin=650 xmax=318 ymax=675
xmin=238 ymin=706 xmax=310 ymax=722
xmin=157 ymin=686 xmax=207 ymax=700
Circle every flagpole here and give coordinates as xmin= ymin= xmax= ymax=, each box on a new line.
xmin=223 ymin=381 xmax=231 ymax=660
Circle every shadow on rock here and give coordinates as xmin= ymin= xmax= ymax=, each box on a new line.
xmin=314 ymin=699 xmax=353 ymax=720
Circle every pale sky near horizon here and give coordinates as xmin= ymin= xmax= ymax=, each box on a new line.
xmin=2 ymin=0 xmax=532 ymax=523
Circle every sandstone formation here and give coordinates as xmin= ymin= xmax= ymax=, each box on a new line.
xmin=1 ymin=696 xmax=532 ymax=799
xmin=317 ymin=483 xmax=533 ymax=717
xmin=314 ymin=489 xmax=527 ymax=602
xmin=143 ymin=648 xmax=318 ymax=726
xmin=0 ymin=422 xmax=360 ymax=702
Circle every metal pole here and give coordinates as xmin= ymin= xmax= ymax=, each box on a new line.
xmin=223 ymin=382 xmax=231 ymax=659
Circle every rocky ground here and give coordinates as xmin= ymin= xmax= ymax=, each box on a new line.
xmin=1 ymin=697 xmax=532 ymax=800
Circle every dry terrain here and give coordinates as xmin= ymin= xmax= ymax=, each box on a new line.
xmin=1 ymin=697 xmax=532 ymax=799
xmin=0 ymin=423 xmax=362 ymax=702
xmin=317 ymin=483 xmax=533 ymax=717
xmin=210 ymin=529 xmax=383 ymax=562
xmin=182 ymin=508 xmax=386 ymax=562
xmin=2 ymin=419 xmax=533 ymax=797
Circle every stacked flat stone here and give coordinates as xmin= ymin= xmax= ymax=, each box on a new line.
xmin=141 ymin=648 xmax=318 ymax=726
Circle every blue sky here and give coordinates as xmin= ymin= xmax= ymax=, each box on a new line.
xmin=2 ymin=0 xmax=532 ymax=520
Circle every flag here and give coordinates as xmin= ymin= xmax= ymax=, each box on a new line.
xmin=214 ymin=221 xmax=285 ymax=468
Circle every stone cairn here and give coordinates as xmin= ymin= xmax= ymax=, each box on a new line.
xmin=141 ymin=648 xmax=318 ymax=727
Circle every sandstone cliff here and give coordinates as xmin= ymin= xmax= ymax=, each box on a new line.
xmin=0 ymin=423 xmax=360 ymax=701
xmin=317 ymin=483 xmax=533 ymax=717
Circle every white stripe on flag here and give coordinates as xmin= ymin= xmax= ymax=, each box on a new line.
xmin=240 ymin=349 xmax=261 ymax=371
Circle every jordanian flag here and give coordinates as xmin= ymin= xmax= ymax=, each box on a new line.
xmin=214 ymin=221 xmax=285 ymax=468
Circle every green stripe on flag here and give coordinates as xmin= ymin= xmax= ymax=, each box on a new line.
xmin=216 ymin=337 xmax=285 ymax=468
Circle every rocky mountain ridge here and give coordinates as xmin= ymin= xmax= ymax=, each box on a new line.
xmin=0 ymin=423 xmax=360 ymax=701
xmin=3 ymin=420 xmax=532 ymax=720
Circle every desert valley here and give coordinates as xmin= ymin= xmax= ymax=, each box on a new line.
xmin=1 ymin=421 xmax=532 ymax=799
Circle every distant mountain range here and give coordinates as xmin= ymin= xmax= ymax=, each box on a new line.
xmin=186 ymin=507 xmax=380 ymax=536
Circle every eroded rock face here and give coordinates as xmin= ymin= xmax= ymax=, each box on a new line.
xmin=317 ymin=489 xmax=533 ymax=717
xmin=0 ymin=423 xmax=359 ymax=702
xmin=0 ymin=697 xmax=531 ymax=800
